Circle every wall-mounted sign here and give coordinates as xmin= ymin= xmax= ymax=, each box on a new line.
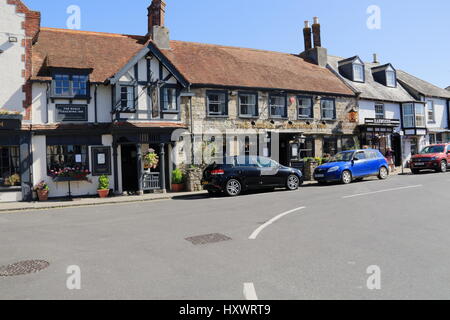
xmin=365 ymin=118 xmax=400 ymax=126
xmin=91 ymin=146 xmax=112 ymax=176
xmin=0 ymin=119 xmax=21 ymax=130
xmin=56 ymin=104 xmax=88 ymax=122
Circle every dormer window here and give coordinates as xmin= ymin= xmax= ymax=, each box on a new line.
xmin=52 ymin=73 xmax=90 ymax=98
xmin=353 ymin=63 xmax=365 ymax=82
xmin=372 ymin=64 xmax=397 ymax=88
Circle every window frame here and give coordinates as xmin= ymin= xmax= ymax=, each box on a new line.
xmin=160 ymin=84 xmax=180 ymax=113
xmin=402 ymin=103 xmax=415 ymax=128
xmin=415 ymin=104 xmax=426 ymax=128
xmin=269 ymin=93 xmax=288 ymax=119
xmin=0 ymin=146 xmax=21 ymax=188
xmin=386 ymin=70 xmax=397 ymax=87
xmin=297 ymin=96 xmax=314 ymax=120
xmin=320 ymin=98 xmax=337 ymax=120
xmin=427 ymin=100 xmax=435 ymax=124
xmin=46 ymin=144 xmax=90 ymax=176
xmin=352 ymin=62 xmax=365 ymax=82
xmin=238 ymin=92 xmax=259 ymax=118
xmin=51 ymin=72 xmax=90 ymax=98
xmin=119 ymin=85 xmax=136 ymax=111
xmin=206 ymin=90 xmax=229 ymax=117
xmin=375 ymin=104 xmax=385 ymax=119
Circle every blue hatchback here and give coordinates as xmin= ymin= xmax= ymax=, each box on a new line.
xmin=314 ymin=149 xmax=389 ymax=184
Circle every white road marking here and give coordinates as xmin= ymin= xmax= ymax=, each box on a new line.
xmin=342 ymin=185 xmax=423 ymax=199
xmin=249 ymin=206 xmax=306 ymax=240
xmin=243 ymin=283 xmax=258 ymax=300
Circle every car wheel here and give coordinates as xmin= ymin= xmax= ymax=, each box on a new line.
xmin=341 ymin=170 xmax=352 ymax=184
xmin=225 ymin=179 xmax=242 ymax=197
xmin=411 ymin=169 xmax=420 ymax=175
xmin=439 ymin=160 xmax=447 ymax=173
xmin=378 ymin=166 xmax=389 ymax=180
xmin=286 ymin=175 xmax=300 ymax=191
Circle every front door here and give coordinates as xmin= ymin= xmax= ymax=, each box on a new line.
xmin=121 ymin=145 xmax=139 ymax=192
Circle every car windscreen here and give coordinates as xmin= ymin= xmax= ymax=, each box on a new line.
xmin=330 ymin=151 xmax=354 ymax=162
xmin=420 ymin=146 xmax=445 ymax=154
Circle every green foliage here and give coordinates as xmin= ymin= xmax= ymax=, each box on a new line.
xmin=98 ymin=175 xmax=110 ymax=190
xmin=34 ymin=181 xmax=49 ymax=191
xmin=144 ymin=152 xmax=159 ymax=168
xmin=172 ymin=168 xmax=184 ymax=184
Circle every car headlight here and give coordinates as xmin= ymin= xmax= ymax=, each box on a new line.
xmin=431 ymin=157 xmax=438 ymax=161
xmin=328 ymin=166 xmax=340 ymax=173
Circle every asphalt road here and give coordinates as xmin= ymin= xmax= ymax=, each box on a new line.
xmin=1 ymin=171 xmax=450 ymax=300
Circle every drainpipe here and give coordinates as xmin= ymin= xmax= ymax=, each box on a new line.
xmin=45 ymin=82 xmax=50 ymax=124
xmin=94 ymin=84 xmax=98 ymax=123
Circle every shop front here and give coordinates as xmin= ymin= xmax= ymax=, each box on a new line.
xmin=359 ymin=118 xmax=401 ymax=160
xmin=0 ymin=115 xmax=32 ymax=202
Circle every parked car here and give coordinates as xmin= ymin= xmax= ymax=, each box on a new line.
xmin=314 ymin=149 xmax=389 ymax=184
xmin=410 ymin=144 xmax=450 ymax=174
xmin=202 ymin=156 xmax=303 ymax=197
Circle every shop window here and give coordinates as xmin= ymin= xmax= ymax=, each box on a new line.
xmin=342 ymin=136 xmax=358 ymax=151
xmin=239 ymin=93 xmax=258 ymax=117
xmin=298 ymin=96 xmax=314 ymax=119
xmin=269 ymin=94 xmax=287 ymax=118
xmin=323 ymin=136 xmax=338 ymax=156
xmin=46 ymin=145 xmax=89 ymax=174
xmin=207 ymin=91 xmax=228 ymax=116
xmin=321 ymin=98 xmax=336 ymax=120
xmin=0 ymin=146 xmax=20 ymax=188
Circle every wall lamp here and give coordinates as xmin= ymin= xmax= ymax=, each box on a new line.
xmin=8 ymin=36 xmax=18 ymax=43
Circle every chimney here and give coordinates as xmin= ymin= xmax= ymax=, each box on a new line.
xmin=300 ymin=17 xmax=327 ymax=67
xmin=147 ymin=0 xmax=170 ymax=49
xmin=148 ymin=0 xmax=166 ymax=33
xmin=303 ymin=21 xmax=312 ymax=51
xmin=312 ymin=17 xmax=321 ymax=48
xmin=373 ymin=53 xmax=379 ymax=64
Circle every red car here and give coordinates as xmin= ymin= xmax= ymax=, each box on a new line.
xmin=410 ymin=144 xmax=450 ymax=174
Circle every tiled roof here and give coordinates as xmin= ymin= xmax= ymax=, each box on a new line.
xmin=32 ymin=28 xmax=355 ymax=96
xmin=396 ymin=70 xmax=450 ymax=99
xmin=328 ymin=55 xmax=415 ymax=103
xmin=161 ymin=41 xmax=354 ymax=95
xmin=32 ymin=28 xmax=148 ymax=83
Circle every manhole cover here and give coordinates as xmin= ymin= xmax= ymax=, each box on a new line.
xmin=186 ymin=233 xmax=232 ymax=245
xmin=0 ymin=260 xmax=50 ymax=277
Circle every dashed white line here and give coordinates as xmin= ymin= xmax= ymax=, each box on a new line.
xmin=243 ymin=283 xmax=258 ymax=300
xmin=249 ymin=206 xmax=306 ymax=240
xmin=342 ymin=185 xmax=423 ymax=199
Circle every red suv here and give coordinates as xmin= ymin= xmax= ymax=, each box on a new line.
xmin=410 ymin=144 xmax=450 ymax=174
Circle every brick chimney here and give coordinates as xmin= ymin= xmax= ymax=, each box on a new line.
xmin=147 ymin=0 xmax=170 ymax=49
xmin=312 ymin=17 xmax=321 ymax=48
xmin=303 ymin=21 xmax=312 ymax=51
xmin=300 ymin=17 xmax=328 ymax=67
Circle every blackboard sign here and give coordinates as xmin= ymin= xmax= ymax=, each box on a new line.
xmin=56 ymin=105 xmax=88 ymax=122
xmin=91 ymin=146 xmax=112 ymax=176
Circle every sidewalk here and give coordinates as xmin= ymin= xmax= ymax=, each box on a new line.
xmin=0 ymin=191 xmax=207 ymax=213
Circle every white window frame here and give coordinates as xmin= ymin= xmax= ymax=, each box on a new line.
xmin=403 ymin=103 xmax=415 ymax=128
xmin=427 ymin=100 xmax=435 ymax=123
xmin=298 ymin=96 xmax=313 ymax=119
xmin=375 ymin=104 xmax=385 ymax=119
xmin=353 ymin=63 xmax=364 ymax=82
xmin=386 ymin=70 xmax=396 ymax=87
xmin=238 ymin=93 xmax=258 ymax=117
xmin=321 ymin=98 xmax=336 ymax=120
xmin=120 ymin=85 xmax=135 ymax=110
xmin=415 ymin=104 xmax=426 ymax=127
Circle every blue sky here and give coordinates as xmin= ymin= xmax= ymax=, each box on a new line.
xmin=26 ymin=0 xmax=450 ymax=88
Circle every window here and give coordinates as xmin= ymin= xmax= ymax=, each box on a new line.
xmin=120 ymin=86 xmax=135 ymax=110
xmin=269 ymin=95 xmax=287 ymax=118
xmin=161 ymin=87 xmax=178 ymax=111
xmin=321 ymin=98 xmax=336 ymax=120
xmin=207 ymin=91 xmax=228 ymax=116
xmin=415 ymin=104 xmax=426 ymax=127
xmin=46 ymin=145 xmax=89 ymax=173
xmin=323 ymin=136 xmax=338 ymax=156
xmin=53 ymin=74 xmax=89 ymax=97
xmin=298 ymin=96 xmax=313 ymax=119
xmin=375 ymin=104 xmax=385 ymax=119
xmin=353 ymin=63 xmax=365 ymax=82
xmin=403 ymin=103 xmax=415 ymax=128
xmin=354 ymin=151 xmax=366 ymax=160
xmin=427 ymin=100 xmax=435 ymax=123
xmin=0 ymin=146 xmax=20 ymax=188
xmin=239 ymin=93 xmax=258 ymax=117
xmin=386 ymin=70 xmax=396 ymax=87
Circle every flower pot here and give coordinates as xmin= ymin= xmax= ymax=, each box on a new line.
xmin=37 ymin=189 xmax=49 ymax=202
xmin=171 ymin=183 xmax=185 ymax=192
xmin=97 ymin=189 xmax=110 ymax=198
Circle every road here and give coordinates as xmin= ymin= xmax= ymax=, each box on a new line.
xmin=1 ymin=171 xmax=450 ymax=300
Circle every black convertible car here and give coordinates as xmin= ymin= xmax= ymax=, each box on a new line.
xmin=201 ymin=156 xmax=303 ymax=197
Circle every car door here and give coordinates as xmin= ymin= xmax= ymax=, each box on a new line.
xmin=259 ymin=157 xmax=283 ymax=187
xmin=351 ymin=151 xmax=369 ymax=177
xmin=235 ymin=156 xmax=261 ymax=189
xmin=365 ymin=150 xmax=381 ymax=175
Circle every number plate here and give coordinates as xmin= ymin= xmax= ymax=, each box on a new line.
xmin=315 ymin=174 xmax=325 ymax=178
xmin=415 ymin=162 xmax=424 ymax=166
xmin=202 ymin=181 xmax=209 ymax=185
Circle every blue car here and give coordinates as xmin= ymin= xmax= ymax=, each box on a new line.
xmin=314 ymin=149 xmax=389 ymax=184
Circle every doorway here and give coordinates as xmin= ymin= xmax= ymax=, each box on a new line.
xmin=121 ymin=144 xmax=139 ymax=192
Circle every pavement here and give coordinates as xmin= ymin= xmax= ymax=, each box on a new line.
xmin=3 ymin=168 xmax=449 ymax=300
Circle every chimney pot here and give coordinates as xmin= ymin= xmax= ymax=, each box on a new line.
xmin=373 ymin=53 xmax=379 ymax=64
xmin=312 ymin=16 xmax=321 ymax=48
xmin=303 ymin=21 xmax=312 ymax=51
xmin=313 ymin=17 xmax=319 ymax=24
xmin=304 ymin=21 xmax=310 ymax=28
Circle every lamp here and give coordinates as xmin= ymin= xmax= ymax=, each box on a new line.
xmin=8 ymin=36 xmax=18 ymax=43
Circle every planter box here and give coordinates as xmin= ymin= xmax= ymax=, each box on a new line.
xmin=52 ymin=176 xmax=88 ymax=183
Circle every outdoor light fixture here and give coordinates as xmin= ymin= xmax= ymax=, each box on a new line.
xmin=8 ymin=36 xmax=18 ymax=43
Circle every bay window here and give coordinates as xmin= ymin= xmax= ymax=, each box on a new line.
xmin=427 ymin=100 xmax=435 ymax=123
xmin=402 ymin=103 xmax=426 ymax=128
xmin=402 ymin=103 xmax=415 ymax=128
xmin=415 ymin=104 xmax=425 ymax=127
xmin=269 ymin=94 xmax=287 ymax=118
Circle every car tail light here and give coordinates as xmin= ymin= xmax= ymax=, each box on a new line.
xmin=210 ymin=169 xmax=225 ymax=175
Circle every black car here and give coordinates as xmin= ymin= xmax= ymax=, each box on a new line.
xmin=201 ymin=156 xmax=303 ymax=197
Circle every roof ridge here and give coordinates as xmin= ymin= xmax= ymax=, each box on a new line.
xmin=169 ymin=40 xmax=299 ymax=56
xmin=40 ymin=27 xmax=144 ymax=38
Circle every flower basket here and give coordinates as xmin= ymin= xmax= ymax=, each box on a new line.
xmin=49 ymin=168 xmax=91 ymax=182
xmin=37 ymin=189 xmax=49 ymax=201
xmin=143 ymin=152 xmax=159 ymax=169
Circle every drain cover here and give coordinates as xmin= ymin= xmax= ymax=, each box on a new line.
xmin=0 ymin=260 xmax=49 ymax=277
xmin=186 ymin=233 xmax=232 ymax=245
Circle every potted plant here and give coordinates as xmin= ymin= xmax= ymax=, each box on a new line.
xmin=97 ymin=175 xmax=110 ymax=198
xmin=4 ymin=173 xmax=21 ymax=187
xmin=171 ymin=168 xmax=185 ymax=192
xmin=144 ymin=152 xmax=159 ymax=169
xmin=34 ymin=181 xmax=49 ymax=201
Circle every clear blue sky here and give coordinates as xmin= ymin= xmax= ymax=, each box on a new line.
xmin=26 ymin=0 xmax=450 ymax=88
